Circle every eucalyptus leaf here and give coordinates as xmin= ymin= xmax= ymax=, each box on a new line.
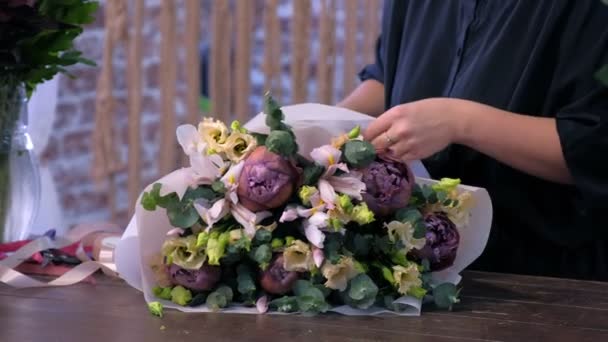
xmin=342 ymin=140 xmax=376 ymax=168
xmin=343 ymin=274 xmax=378 ymax=310
xmin=269 ymin=296 xmax=299 ymax=313
xmin=432 ymin=283 xmax=461 ymax=310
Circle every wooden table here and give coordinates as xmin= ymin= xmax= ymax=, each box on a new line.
xmin=1 ymin=271 xmax=607 ymax=342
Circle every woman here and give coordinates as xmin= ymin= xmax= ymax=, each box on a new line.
xmin=338 ymin=0 xmax=608 ymax=280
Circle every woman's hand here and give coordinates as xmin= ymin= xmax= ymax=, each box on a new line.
xmin=363 ymin=98 xmax=464 ymax=161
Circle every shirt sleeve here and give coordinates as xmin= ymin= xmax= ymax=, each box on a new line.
xmin=358 ymin=35 xmax=384 ymax=84
xmin=553 ymin=1 xmax=608 ymax=218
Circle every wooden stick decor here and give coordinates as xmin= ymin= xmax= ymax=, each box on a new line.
xmin=291 ymin=0 xmax=311 ymax=103
xmin=235 ymin=0 xmax=253 ymax=122
xmin=263 ymin=0 xmax=281 ymax=101
xmin=316 ymin=0 xmax=336 ymax=104
xmin=185 ymin=0 xmax=202 ymax=123
xmin=126 ymin=0 xmax=144 ymax=216
xmin=210 ymin=0 xmax=232 ymax=122
xmin=364 ymin=0 xmax=381 ymax=64
xmin=342 ymin=0 xmax=358 ymax=97
xmin=159 ymin=0 xmax=178 ymax=176
xmin=92 ymin=0 xmax=127 ymax=219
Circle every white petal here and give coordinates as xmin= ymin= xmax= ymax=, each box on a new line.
xmin=310 ymin=145 xmax=342 ymax=168
xmin=232 ymin=204 xmax=272 ymax=237
xmin=194 ymin=198 xmax=229 ymax=227
xmin=256 ymin=296 xmax=269 ymax=314
xmin=329 ymin=175 xmax=366 ymax=200
xmin=176 ymin=124 xmax=200 ymax=155
xmin=221 ymin=161 xmax=244 ymax=187
xmin=312 ymin=246 xmax=325 ymax=268
xmin=318 ymin=179 xmax=337 ymax=207
xmin=166 ymin=228 xmax=185 ymax=237
xmin=304 ymin=223 xmax=326 ymax=249
xmin=296 ymin=206 xmax=315 ymax=218
xmin=280 ymin=205 xmax=299 ymax=222
xmin=308 ymin=211 xmax=329 ymax=227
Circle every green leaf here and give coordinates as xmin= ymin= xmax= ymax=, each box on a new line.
xmin=342 ymin=140 xmax=376 ymax=168
xmin=166 ymin=200 xmax=199 ymax=229
xmin=432 ymin=283 xmax=461 ymax=310
xmin=206 ymin=285 xmax=233 ymax=311
xmin=323 ymin=233 xmax=343 ymax=264
xmin=183 ymin=186 xmax=216 ymax=202
xmin=236 ymin=264 xmax=256 ymax=295
xmin=250 ymin=132 xmax=268 ymax=146
xmin=343 ymin=274 xmax=379 ymax=310
xmin=269 ymin=296 xmax=299 ymax=313
xmin=264 ymin=92 xmax=284 ymax=130
xmin=408 ymin=286 xmax=428 ymax=299
xmin=253 ymin=229 xmax=272 ymax=246
xmin=266 ymin=130 xmax=297 ymax=157
xmin=188 ymin=292 xmax=209 ymax=307
xmin=211 ymin=181 xmax=227 ymax=194
xmin=595 ymin=64 xmax=608 ymax=87
xmin=293 ymin=280 xmax=330 ymax=314
xmin=206 ymin=232 xmax=230 ymax=265
xmin=302 ymin=163 xmax=325 ymax=186
xmin=249 ymin=244 xmax=272 ymax=270
xmin=345 ymin=232 xmax=372 ymax=258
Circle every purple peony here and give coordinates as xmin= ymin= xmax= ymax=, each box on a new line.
xmin=169 ymin=263 xmax=221 ymax=292
xmin=259 ymin=255 xmax=299 ymax=295
xmin=360 ymin=156 xmax=414 ymax=216
xmin=237 ymin=146 xmax=301 ymax=212
xmin=410 ymin=212 xmax=460 ymax=271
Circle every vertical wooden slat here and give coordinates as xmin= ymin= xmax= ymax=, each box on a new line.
xmin=263 ymin=0 xmax=281 ymax=101
xmin=342 ymin=0 xmax=358 ymax=96
xmin=316 ymin=0 xmax=336 ymax=104
xmin=210 ymin=0 xmax=232 ymax=122
xmin=127 ymin=0 xmax=144 ymax=216
xmin=159 ymin=1 xmax=177 ymax=175
xmin=235 ymin=0 xmax=252 ymax=121
xmin=291 ymin=0 xmax=311 ymax=103
xmin=185 ymin=0 xmax=201 ymax=123
xmin=364 ymin=0 xmax=381 ymax=64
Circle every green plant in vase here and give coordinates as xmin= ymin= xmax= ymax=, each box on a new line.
xmin=0 ymin=0 xmax=98 ymax=242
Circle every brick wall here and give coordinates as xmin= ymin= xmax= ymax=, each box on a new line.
xmin=44 ymin=0 xmax=381 ymax=228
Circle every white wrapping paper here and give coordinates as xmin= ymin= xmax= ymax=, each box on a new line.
xmin=115 ymin=103 xmax=493 ymax=316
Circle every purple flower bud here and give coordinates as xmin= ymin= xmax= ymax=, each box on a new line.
xmin=237 ymin=146 xmax=301 ymax=212
xmin=409 ymin=212 xmax=460 ymax=271
xmin=360 ymin=157 xmax=414 ymax=216
xmin=169 ymin=264 xmax=221 ymax=292
xmin=259 ymin=255 xmax=299 ymax=295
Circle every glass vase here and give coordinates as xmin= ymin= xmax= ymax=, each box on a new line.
xmin=0 ymin=82 xmax=41 ymax=243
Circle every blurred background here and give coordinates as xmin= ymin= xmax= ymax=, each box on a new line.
xmin=31 ymin=0 xmax=382 ymax=233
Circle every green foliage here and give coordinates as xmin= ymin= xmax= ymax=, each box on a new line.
xmin=266 ymin=130 xmax=297 ymax=157
xmin=293 ymin=280 xmax=330 ymax=314
xmin=596 ymin=64 xmax=608 ymax=87
xmin=432 ymin=283 xmax=461 ymax=310
xmin=395 ymin=207 xmax=427 ymax=239
xmin=302 ymin=163 xmax=325 ymax=186
xmin=342 ymin=140 xmax=376 ymax=169
xmin=147 ymin=302 xmax=163 ymax=318
xmin=206 ymin=285 xmax=233 ymax=311
xmin=269 ymin=296 xmax=299 ymax=313
xmin=343 ymin=274 xmax=379 ymax=310
xmin=152 ymin=286 xmax=173 ymax=300
xmin=236 ymin=264 xmax=256 ymax=300
xmin=249 ymin=244 xmax=272 ymax=270
xmin=170 ymin=285 xmax=192 ymax=306
xmin=141 ymin=184 xmax=217 ymax=229
xmin=0 ymin=0 xmax=99 ymax=95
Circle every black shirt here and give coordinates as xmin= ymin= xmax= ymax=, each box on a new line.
xmin=360 ymin=0 xmax=608 ymax=280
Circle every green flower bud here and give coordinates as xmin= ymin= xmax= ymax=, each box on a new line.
xmin=347 ymin=125 xmax=361 ymax=139
xmin=299 ymin=186 xmax=318 ymax=206
xmin=148 ymin=302 xmax=163 ymax=317
xmin=271 ymin=238 xmax=285 ymax=249
xmin=170 ymin=285 xmax=192 ymax=306
xmin=230 ymin=120 xmax=248 ymax=133
xmin=351 ymin=203 xmax=375 ymax=225
xmin=336 ymin=194 xmax=353 ymax=214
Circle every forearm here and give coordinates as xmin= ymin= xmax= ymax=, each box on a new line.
xmin=454 ymin=99 xmax=572 ymax=184
xmin=336 ymin=79 xmax=385 ymax=117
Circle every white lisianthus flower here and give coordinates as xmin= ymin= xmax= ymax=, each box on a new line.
xmin=321 ymin=256 xmax=360 ymax=291
xmin=198 ymin=117 xmax=229 ymax=153
xmin=222 ymin=131 xmax=257 ymax=163
xmin=283 ymin=240 xmax=314 ymax=272
xmin=392 ymin=264 xmax=422 ymax=295
xmin=385 ymin=220 xmax=426 ymax=253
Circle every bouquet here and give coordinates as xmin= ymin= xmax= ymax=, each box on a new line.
xmin=130 ymin=94 xmax=492 ymax=317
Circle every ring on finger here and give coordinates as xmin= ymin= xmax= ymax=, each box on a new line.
xmin=384 ymin=132 xmax=395 ymax=145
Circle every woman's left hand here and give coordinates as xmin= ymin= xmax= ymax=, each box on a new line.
xmin=363 ymin=98 xmax=465 ymax=161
